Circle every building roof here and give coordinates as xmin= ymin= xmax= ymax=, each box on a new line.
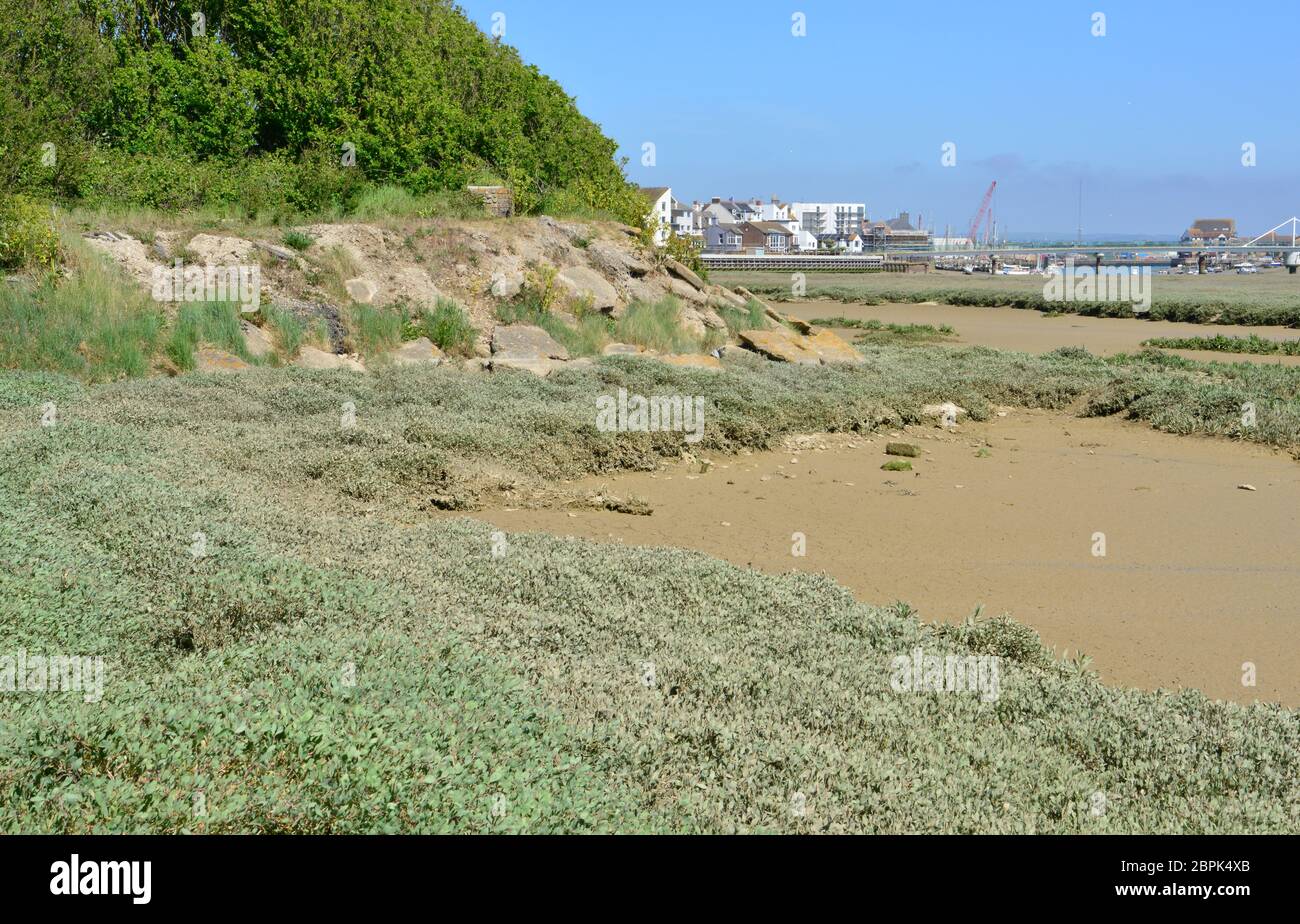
xmin=638 ymin=186 xmax=671 ymax=203
xmin=747 ymin=221 xmax=794 ymax=236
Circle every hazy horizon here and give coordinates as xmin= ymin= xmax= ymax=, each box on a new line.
xmin=457 ymin=0 xmax=1299 ymax=238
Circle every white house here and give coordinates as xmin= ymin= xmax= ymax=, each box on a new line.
xmin=787 ymin=202 xmax=867 ymax=239
xmin=639 ymin=186 xmax=673 ymax=245
xmin=670 ymin=198 xmax=698 ymax=237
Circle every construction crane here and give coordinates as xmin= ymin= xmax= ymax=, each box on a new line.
xmin=968 ymin=181 xmax=997 ymax=247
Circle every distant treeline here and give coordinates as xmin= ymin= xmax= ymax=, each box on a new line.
xmin=0 ymin=0 xmax=644 ymax=221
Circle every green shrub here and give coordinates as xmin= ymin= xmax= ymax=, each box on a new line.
xmin=1 ymin=0 xmax=644 ymax=224
xmin=410 ymin=299 xmax=477 ymax=357
xmin=0 ymin=195 xmax=61 ymax=270
xmin=282 ymin=231 xmax=315 ymax=252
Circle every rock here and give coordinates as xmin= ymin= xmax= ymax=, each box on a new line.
xmin=720 ymin=287 xmax=748 ymax=309
xmin=736 ymin=328 xmax=821 ymax=365
xmin=803 ymin=328 xmax=860 ymax=363
xmin=345 ymin=277 xmax=379 ymax=304
xmin=665 ymin=258 xmax=704 ymax=290
xmin=186 ymin=233 xmax=256 ymax=266
xmin=785 ymin=315 xmax=816 ymax=335
xmin=489 ymin=271 xmax=524 ymax=299
xmin=490 ymin=355 xmax=556 ymax=377
xmin=922 ymin=401 xmax=967 ymax=428
xmin=194 ymin=347 xmax=251 ymax=373
xmin=491 ymin=324 xmax=569 ymax=361
xmin=241 ymin=320 xmax=274 ymax=359
xmin=462 ymin=357 xmax=489 ymax=373
xmin=623 ymin=276 xmax=670 ymax=306
xmin=556 ymin=265 xmax=619 ymax=311
xmin=390 ymin=337 xmax=444 ymax=366
xmin=885 ymin=443 xmax=921 ymax=457
xmin=661 ymin=354 xmax=723 ymax=370
xmin=668 ymin=277 xmax=707 ymax=304
xmin=602 ymin=342 xmax=646 ymax=356
xmin=587 ymin=240 xmax=651 ymax=278
xmin=256 ymin=241 xmax=296 ymax=262
xmin=151 ymin=240 xmax=171 ymax=262
xmin=295 ymin=346 xmax=365 ymax=371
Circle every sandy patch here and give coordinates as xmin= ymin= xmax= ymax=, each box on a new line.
xmin=783 ymin=299 xmax=1300 ymax=366
xmin=463 ymin=409 xmax=1300 ymax=706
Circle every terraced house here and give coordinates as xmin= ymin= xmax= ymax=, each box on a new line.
xmin=703 ymin=220 xmax=794 ymax=254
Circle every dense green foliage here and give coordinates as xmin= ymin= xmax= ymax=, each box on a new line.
xmin=0 ymin=194 xmax=61 ymax=270
xmin=408 ymin=299 xmax=477 ymax=358
xmin=1143 ymin=333 xmax=1300 ymax=356
xmin=0 ymin=236 xmax=164 ymax=379
xmin=1 ymin=355 xmax=1297 ymax=832
xmin=1 ymin=0 xmax=644 ymax=222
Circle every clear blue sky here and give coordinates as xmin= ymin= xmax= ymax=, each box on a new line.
xmin=457 ymin=0 xmax=1299 ymax=237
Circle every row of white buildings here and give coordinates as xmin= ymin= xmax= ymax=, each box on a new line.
xmin=640 ymin=187 xmax=931 ymax=254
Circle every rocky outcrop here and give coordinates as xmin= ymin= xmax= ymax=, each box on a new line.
xmin=737 ymin=326 xmax=861 ymax=366
xmin=390 ymin=337 xmax=444 ymax=366
xmin=194 ymin=348 xmax=251 ymax=373
xmin=665 ymin=258 xmax=705 ymax=290
xmin=737 ymin=328 xmax=822 ymax=365
xmin=241 ymin=320 xmax=274 ymax=359
xmin=556 ymin=265 xmax=619 ymax=311
xmin=661 ymin=354 xmax=723 ymax=371
xmin=295 ymin=346 xmax=365 ymax=371
xmin=803 ymin=328 xmax=861 ymax=363
xmin=490 ymin=324 xmax=570 ymax=376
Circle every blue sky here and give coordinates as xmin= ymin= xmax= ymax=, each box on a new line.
xmin=457 ymin=0 xmax=1299 ymax=237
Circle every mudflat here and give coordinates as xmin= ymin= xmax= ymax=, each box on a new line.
xmin=469 ymin=408 xmax=1300 ymax=706
xmin=782 ymin=298 xmax=1300 ymax=366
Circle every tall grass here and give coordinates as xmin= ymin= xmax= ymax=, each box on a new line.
xmin=344 ymin=304 xmax=405 ymax=355
xmin=0 ymin=238 xmax=164 ymax=381
xmin=718 ymin=298 xmax=769 ymax=338
xmin=495 ymin=295 xmax=612 ymax=357
xmin=614 ymin=297 xmax=712 ymax=353
xmin=350 ymin=185 xmax=486 ymax=221
xmin=406 ymin=299 xmax=478 ymax=357
xmin=262 ymin=305 xmax=310 ymax=359
xmin=166 ymin=302 xmax=254 ymax=370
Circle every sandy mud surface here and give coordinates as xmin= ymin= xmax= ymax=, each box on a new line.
xmin=466 ymin=409 xmax=1300 ymax=705
xmin=782 ymin=299 xmax=1300 ymax=366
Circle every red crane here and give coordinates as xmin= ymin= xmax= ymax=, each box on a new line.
xmin=968 ymin=181 xmax=997 ymax=247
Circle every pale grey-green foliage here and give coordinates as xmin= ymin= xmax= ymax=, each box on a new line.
xmin=0 ymin=347 xmax=1297 ymax=832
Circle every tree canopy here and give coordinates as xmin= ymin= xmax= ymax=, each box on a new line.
xmin=0 ymin=0 xmax=643 ymax=220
